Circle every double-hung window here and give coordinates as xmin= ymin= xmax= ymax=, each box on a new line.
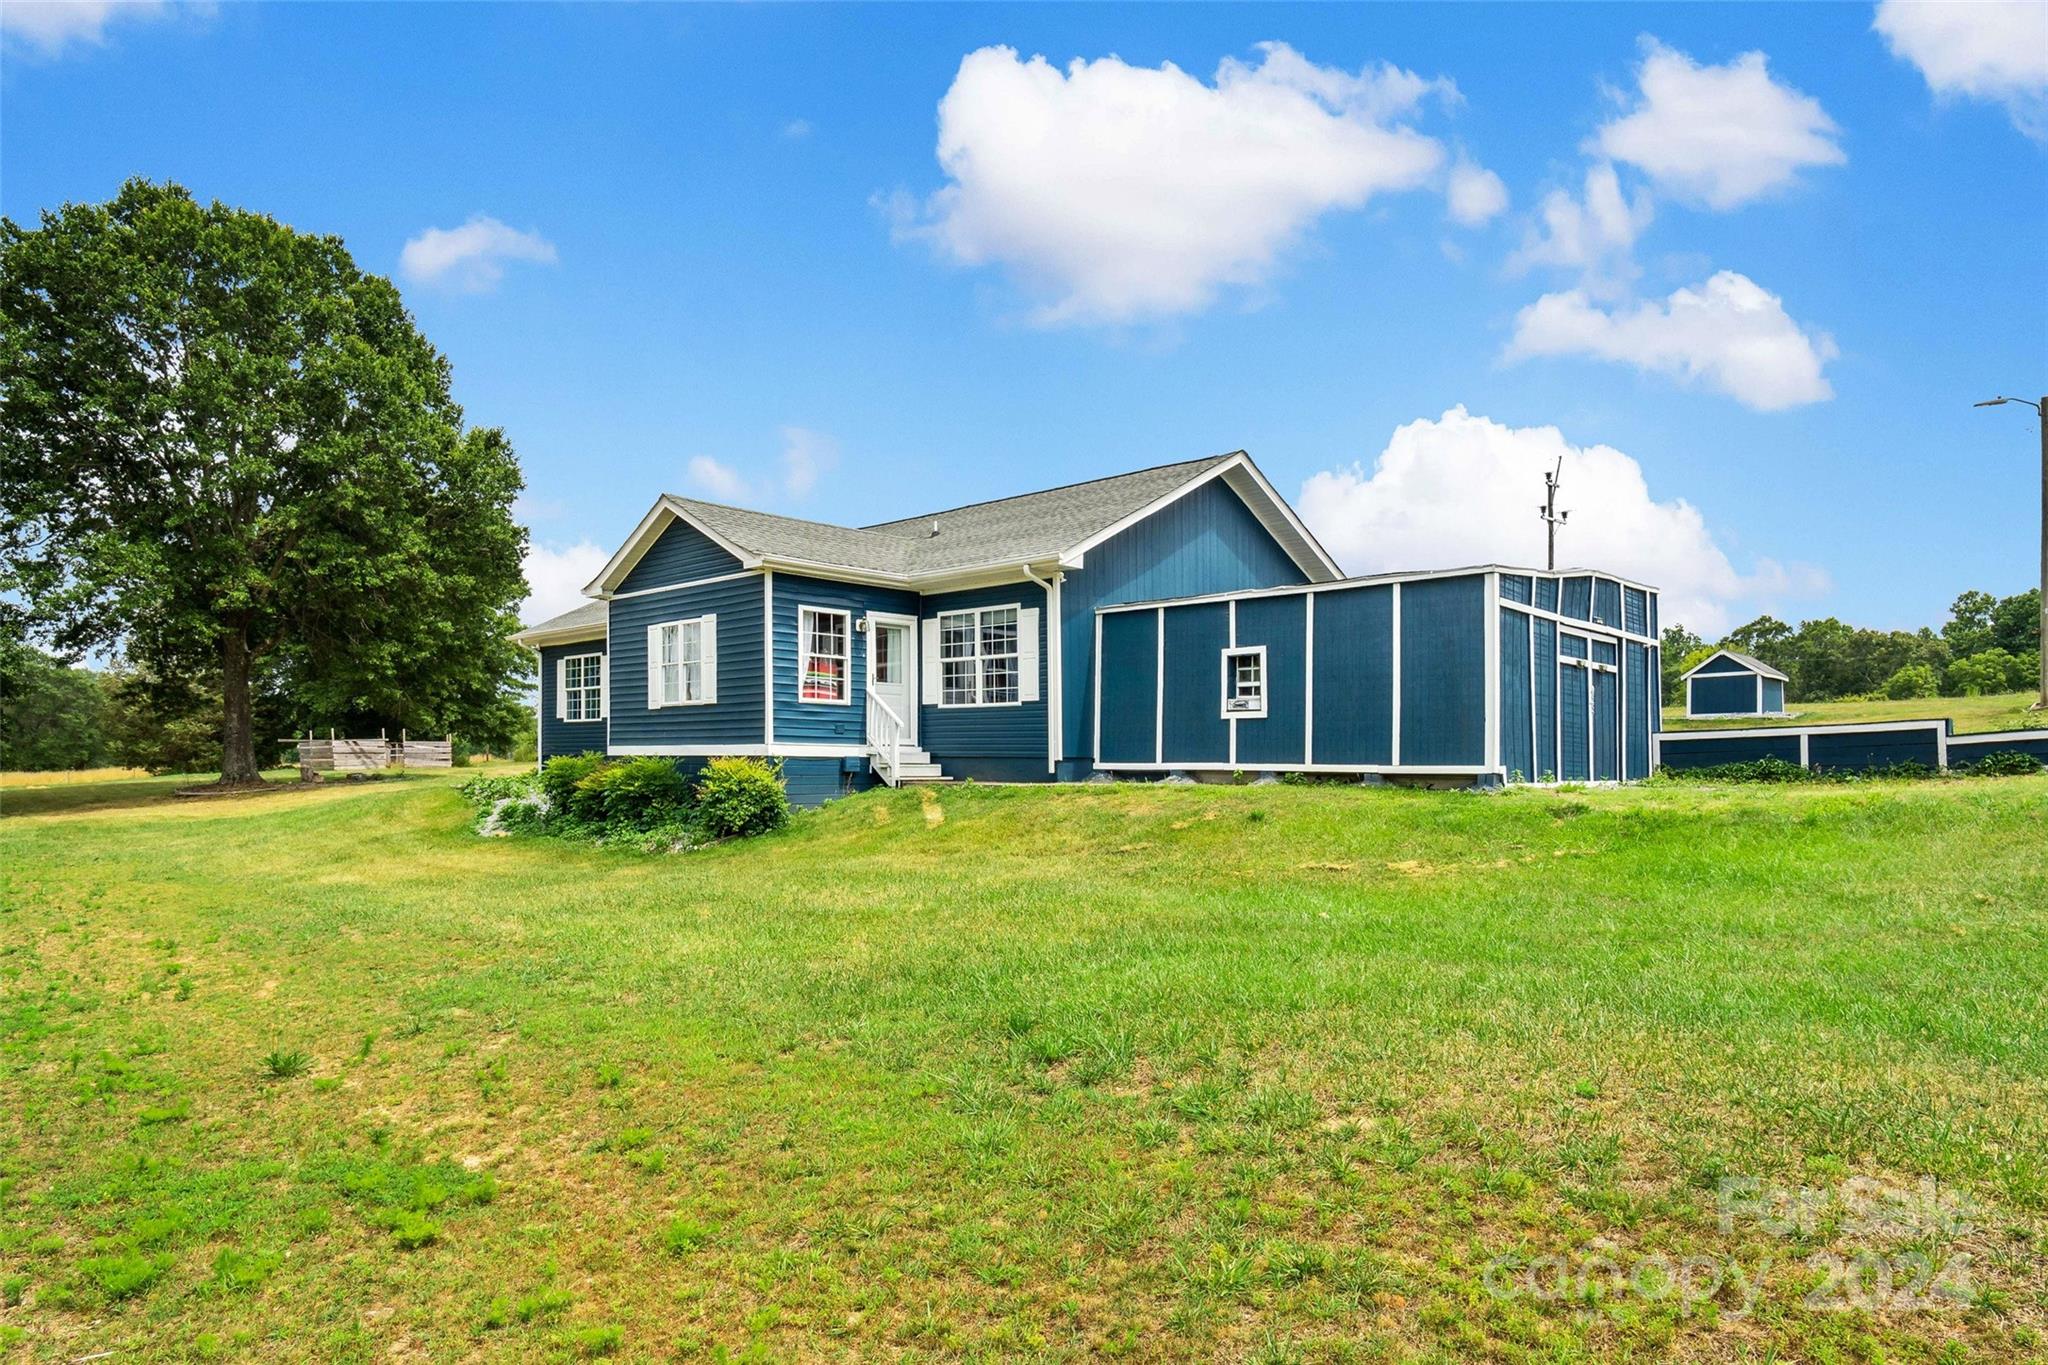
xmin=799 ymin=606 xmax=850 ymax=703
xmin=1221 ymin=646 xmax=1266 ymax=718
xmin=561 ymin=653 xmax=604 ymax=721
xmin=939 ymin=605 xmax=1019 ymax=706
xmin=649 ymin=616 xmax=716 ymax=707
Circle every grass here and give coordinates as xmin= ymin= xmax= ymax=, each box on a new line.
xmin=1 ymin=767 xmax=2045 ymax=1360
xmin=1664 ymin=688 xmax=2044 ymax=732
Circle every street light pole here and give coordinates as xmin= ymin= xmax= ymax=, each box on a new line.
xmin=1974 ymin=394 xmax=2047 ymax=710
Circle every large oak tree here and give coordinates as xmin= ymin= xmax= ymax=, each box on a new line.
xmin=1 ymin=180 xmax=529 ymax=783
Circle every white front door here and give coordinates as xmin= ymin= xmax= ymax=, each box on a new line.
xmin=868 ymin=617 xmax=917 ymax=744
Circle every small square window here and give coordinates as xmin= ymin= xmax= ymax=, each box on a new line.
xmin=1222 ymin=647 xmax=1266 ymax=719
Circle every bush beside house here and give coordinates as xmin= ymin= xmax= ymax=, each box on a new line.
xmin=459 ymin=754 xmax=790 ymax=851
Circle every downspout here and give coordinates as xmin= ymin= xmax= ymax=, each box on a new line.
xmin=1022 ymin=564 xmax=1064 ymax=776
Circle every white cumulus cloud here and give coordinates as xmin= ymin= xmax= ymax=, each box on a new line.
xmin=1446 ymin=157 xmax=1509 ymax=226
xmin=520 ymin=540 xmax=609 ymax=627
xmin=399 ymin=215 xmax=557 ymax=293
xmin=1506 ymin=269 xmax=1836 ymax=412
xmin=1296 ymin=406 xmax=1825 ymax=635
xmin=893 ymin=42 xmax=1457 ymax=325
xmin=1 ymin=0 xmax=175 ymax=55
xmin=1509 ymin=162 xmax=1655 ymax=286
xmin=1592 ymin=40 xmax=1844 ymax=209
xmin=686 ymin=427 xmax=840 ymax=504
xmin=1874 ymin=0 xmax=2048 ymax=139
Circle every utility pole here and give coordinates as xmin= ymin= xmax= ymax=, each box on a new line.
xmin=1538 ymin=453 xmax=1568 ymax=571
xmin=1972 ymin=394 xmax=2047 ymax=710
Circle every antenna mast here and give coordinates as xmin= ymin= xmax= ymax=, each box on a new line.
xmin=1539 ymin=454 xmax=1568 ymax=571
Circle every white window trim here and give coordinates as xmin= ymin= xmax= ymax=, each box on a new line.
xmin=560 ymin=651 xmax=605 ymax=723
xmin=796 ymin=604 xmax=853 ymax=706
xmin=937 ymin=602 xmax=1023 ymax=708
xmin=1221 ymin=644 xmax=1268 ymax=720
xmin=648 ymin=615 xmax=717 ymax=709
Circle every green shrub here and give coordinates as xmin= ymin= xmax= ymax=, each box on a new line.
xmin=539 ymin=753 xmax=607 ymax=815
xmin=1882 ymin=662 xmax=1940 ymax=700
xmin=598 ymin=757 xmax=690 ymax=829
xmin=1963 ymin=749 xmax=2044 ymax=777
xmin=1946 ymin=650 xmax=2015 ymax=697
xmin=456 ymin=771 xmax=539 ymax=809
xmin=1659 ymin=756 xmax=1814 ymax=784
xmin=693 ymin=757 xmax=789 ymax=838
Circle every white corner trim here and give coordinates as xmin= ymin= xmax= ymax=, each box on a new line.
xmin=762 ymin=571 xmax=775 ymax=744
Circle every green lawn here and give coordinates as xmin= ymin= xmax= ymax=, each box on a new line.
xmin=2 ymin=770 xmax=2045 ymax=1361
xmin=1664 ymin=689 xmax=2044 ymax=733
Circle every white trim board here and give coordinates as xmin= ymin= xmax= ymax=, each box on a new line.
xmin=609 ymin=743 xmax=867 ymax=759
xmin=1096 ymin=761 xmax=1502 ymax=777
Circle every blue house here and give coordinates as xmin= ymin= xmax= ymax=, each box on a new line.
xmin=1681 ymin=649 xmax=1789 ymax=719
xmin=514 ymin=452 xmax=1663 ymax=799
xmin=512 ymin=453 xmax=1341 ymax=803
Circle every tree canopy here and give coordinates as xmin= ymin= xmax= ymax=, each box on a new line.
xmin=1 ymin=180 xmax=529 ymax=781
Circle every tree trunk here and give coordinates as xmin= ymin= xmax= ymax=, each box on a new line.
xmin=219 ymin=629 xmax=262 ymax=784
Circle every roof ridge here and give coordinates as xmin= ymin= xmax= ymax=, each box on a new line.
xmin=859 ymin=451 xmax=1242 ymax=530
xmin=666 ymin=495 xmax=887 ymax=540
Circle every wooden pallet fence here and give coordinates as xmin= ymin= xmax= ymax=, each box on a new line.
xmin=292 ymin=731 xmax=455 ymax=773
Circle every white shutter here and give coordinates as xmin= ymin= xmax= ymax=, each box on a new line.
xmin=700 ymin=615 xmax=717 ymax=704
xmin=555 ymin=656 xmax=567 ymax=721
xmin=598 ymin=654 xmax=608 ymax=719
xmin=1018 ymin=607 xmax=1040 ymax=703
xmin=921 ymin=618 xmax=941 ymax=701
xmin=647 ymin=624 xmax=663 ymax=709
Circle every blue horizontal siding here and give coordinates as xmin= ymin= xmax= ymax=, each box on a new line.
xmin=1311 ymin=584 xmax=1393 ymax=765
xmin=919 ymin=581 xmax=1049 ymax=767
xmin=538 ymin=639 xmax=607 ymax=761
xmin=771 ymin=574 xmax=919 ymax=746
xmin=1233 ymin=593 xmax=1306 ymax=767
xmin=1061 ymin=477 xmax=1309 ymax=762
xmin=1399 ymin=575 xmax=1485 ymax=767
xmin=619 ymin=514 xmax=744 ymax=593
xmin=608 ymin=576 xmax=766 ymax=748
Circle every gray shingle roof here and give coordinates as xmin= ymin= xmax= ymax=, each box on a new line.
xmin=671 ymin=453 xmax=1241 ymax=578
xmin=513 ymin=597 xmax=608 ymax=640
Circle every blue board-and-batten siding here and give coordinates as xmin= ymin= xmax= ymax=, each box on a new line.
xmin=608 ymin=575 xmax=767 ymax=749
xmin=1311 ymin=585 xmax=1393 ymax=766
xmin=1161 ymin=602 xmax=1230 ymax=763
xmin=770 ymin=574 xmax=919 ymax=747
xmin=918 ymin=580 xmax=1050 ymax=779
xmin=1232 ymin=593 xmax=1307 ymax=766
xmin=1499 ymin=607 xmax=1534 ymax=780
xmin=618 ymin=514 xmax=744 ymax=594
xmin=1532 ymin=617 xmax=1557 ymax=780
xmin=1691 ymin=673 xmax=1759 ymax=715
xmin=1096 ymin=609 xmax=1159 ymax=764
xmin=537 ymin=639 xmax=607 ymax=761
xmin=1059 ymin=477 xmax=1310 ymax=768
xmin=1399 ymin=575 xmax=1486 ymax=767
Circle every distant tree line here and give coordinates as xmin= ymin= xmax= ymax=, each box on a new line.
xmin=1660 ymin=588 xmax=2041 ymax=706
xmin=0 ymin=636 xmax=535 ymax=774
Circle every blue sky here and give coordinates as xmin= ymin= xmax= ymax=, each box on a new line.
xmin=4 ymin=1 xmax=2043 ymax=635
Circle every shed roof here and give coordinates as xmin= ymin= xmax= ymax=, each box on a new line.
xmin=1680 ymin=649 xmax=1789 ymax=682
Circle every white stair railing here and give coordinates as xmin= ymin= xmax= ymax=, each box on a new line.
xmin=865 ymin=692 xmax=904 ymax=787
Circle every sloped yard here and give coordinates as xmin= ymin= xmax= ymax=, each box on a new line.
xmin=2 ymin=770 xmax=2044 ymax=1361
